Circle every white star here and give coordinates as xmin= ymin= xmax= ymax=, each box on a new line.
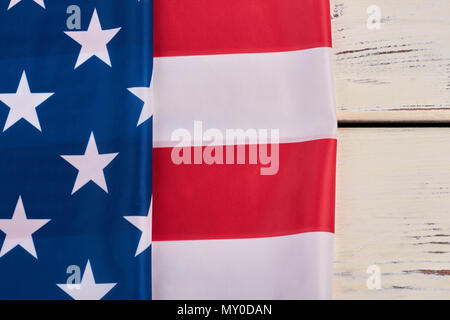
xmin=8 ymin=0 xmax=45 ymax=10
xmin=65 ymin=9 xmax=121 ymax=69
xmin=0 ymin=196 xmax=50 ymax=259
xmin=0 ymin=71 xmax=54 ymax=132
xmin=61 ymin=132 xmax=118 ymax=195
xmin=124 ymin=198 xmax=152 ymax=257
xmin=128 ymin=82 xmax=153 ymax=126
xmin=57 ymin=260 xmax=116 ymax=300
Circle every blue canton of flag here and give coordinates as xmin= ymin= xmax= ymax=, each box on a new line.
xmin=0 ymin=0 xmax=153 ymax=299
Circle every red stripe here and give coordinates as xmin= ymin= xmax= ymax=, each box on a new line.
xmin=154 ymin=0 xmax=332 ymax=57
xmin=153 ymin=139 xmax=336 ymax=241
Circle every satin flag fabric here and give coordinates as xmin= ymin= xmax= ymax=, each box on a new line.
xmin=0 ymin=0 xmax=152 ymax=299
xmin=152 ymin=0 xmax=337 ymax=299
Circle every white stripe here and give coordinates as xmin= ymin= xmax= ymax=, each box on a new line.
xmin=152 ymin=232 xmax=333 ymax=300
xmin=153 ymin=47 xmax=337 ymax=147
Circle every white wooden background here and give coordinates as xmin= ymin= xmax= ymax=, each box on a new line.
xmin=332 ymin=0 xmax=450 ymax=122
xmin=332 ymin=1 xmax=450 ymax=299
xmin=335 ymin=129 xmax=450 ymax=299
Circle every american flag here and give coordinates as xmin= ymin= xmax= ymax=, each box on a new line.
xmin=0 ymin=0 xmax=336 ymax=300
xmin=0 ymin=0 xmax=152 ymax=299
xmin=152 ymin=0 xmax=336 ymax=299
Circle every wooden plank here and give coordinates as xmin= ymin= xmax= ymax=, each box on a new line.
xmin=331 ymin=0 xmax=450 ymax=122
xmin=335 ymin=128 xmax=450 ymax=299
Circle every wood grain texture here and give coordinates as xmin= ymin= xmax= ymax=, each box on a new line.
xmin=335 ymin=128 xmax=450 ymax=299
xmin=331 ymin=0 xmax=450 ymax=122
